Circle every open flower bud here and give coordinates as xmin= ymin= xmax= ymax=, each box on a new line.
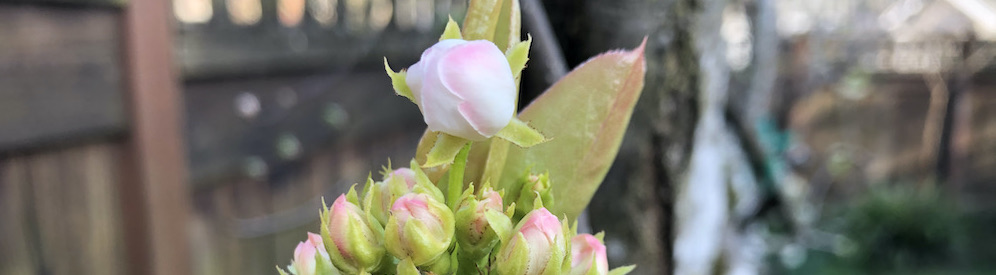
xmin=496 ymin=208 xmax=569 ymax=275
xmin=323 ymin=195 xmax=385 ymax=274
xmin=455 ymin=186 xmax=507 ymax=258
xmin=385 ymin=193 xmax=455 ymax=266
xmin=365 ymin=168 xmax=418 ymax=225
xmin=569 ymin=234 xmax=609 ymax=275
xmin=405 ymin=39 xmax=516 ymax=141
xmin=288 ymin=232 xmax=339 ymax=275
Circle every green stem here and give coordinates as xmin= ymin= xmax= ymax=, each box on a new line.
xmin=448 ymin=143 xmax=472 ymax=209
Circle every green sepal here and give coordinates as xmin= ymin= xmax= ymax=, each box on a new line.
xmin=361 ymin=175 xmax=377 ymax=219
xmin=504 ymin=203 xmax=516 ymax=219
xmin=484 ymin=210 xmax=513 ymax=244
xmin=457 ymin=183 xmax=477 ymax=204
xmin=584 ymin=254 xmax=601 ymax=275
xmin=276 ymin=266 xmax=291 ymax=275
xmin=346 ymin=184 xmax=361 ymax=206
xmin=423 ymin=132 xmax=471 ymax=167
xmin=409 ymin=159 xmax=445 ymax=202
xmin=594 ymin=231 xmax=605 ymax=242
xmin=396 ymin=258 xmax=420 ymax=275
xmin=496 ymin=117 xmax=548 ymax=148
xmin=505 ymin=35 xmax=532 ymax=79
xmin=496 ymin=232 xmax=531 ymax=275
xmin=532 ymin=193 xmax=544 ymax=210
xmin=315 ymin=250 xmax=342 ymax=275
xmin=608 ymin=265 xmax=637 ymax=275
xmin=440 ymin=16 xmax=463 ymax=41
xmin=424 ymin=251 xmax=453 ymax=274
xmin=542 ymin=234 xmax=565 ymax=275
xmin=384 ymin=59 xmax=415 ymax=103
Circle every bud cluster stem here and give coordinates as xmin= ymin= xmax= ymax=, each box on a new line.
xmin=448 ymin=143 xmax=472 ymax=210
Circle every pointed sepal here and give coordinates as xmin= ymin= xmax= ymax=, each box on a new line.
xmin=496 ymin=117 xmax=547 ymax=148
xmin=409 ymin=159 xmax=446 ymax=202
xmin=384 ymin=59 xmax=415 ymax=102
xmin=396 ymin=258 xmax=420 ymax=275
xmin=485 ymin=210 xmax=513 ymax=244
xmin=423 ymin=132 xmax=471 ymax=167
xmin=440 ymin=16 xmax=463 ymax=41
xmin=505 ymin=35 xmax=532 ymax=79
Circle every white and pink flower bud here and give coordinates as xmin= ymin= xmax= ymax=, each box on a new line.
xmin=405 ymin=39 xmax=516 ymax=141
xmin=289 ymin=232 xmax=336 ymax=275
xmin=569 ymin=234 xmax=609 ymax=275
xmin=323 ymin=195 xmax=384 ymax=273
xmin=384 ymin=193 xmax=455 ymax=266
xmin=496 ymin=208 xmax=569 ymax=275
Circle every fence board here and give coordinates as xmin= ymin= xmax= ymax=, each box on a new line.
xmin=0 ymin=143 xmax=125 ymax=275
xmin=0 ymin=6 xmax=126 ymax=152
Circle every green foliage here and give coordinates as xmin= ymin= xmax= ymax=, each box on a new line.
xmin=498 ymin=40 xmax=648 ymax=219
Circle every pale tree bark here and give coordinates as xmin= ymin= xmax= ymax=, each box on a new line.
xmin=540 ymin=0 xmax=776 ymax=274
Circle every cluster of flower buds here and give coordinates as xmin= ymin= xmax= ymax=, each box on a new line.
xmin=278 ymin=12 xmax=636 ymax=273
xmin=278 ymin=159 xmax=632 ymax=275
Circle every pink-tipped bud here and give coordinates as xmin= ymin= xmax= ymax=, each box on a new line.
xmin=384 ymin=193 xmax=455 ymax=266
xmin=290 ymin=233 xmax=335 ymax=275
xmin=570 ymin=234 xmax=609 ymax=275
xmin=387 ymin=168 xmax=417 ymax=189
xmin=323 ymin=195 xmax=384 ymax=273
xmin=455 ymin=187 xmax=506 ymax=258
xmin=367 ymin=168 xmax=420 ymax=224
xmin=496 ymin=208 xmax=569 ymax=275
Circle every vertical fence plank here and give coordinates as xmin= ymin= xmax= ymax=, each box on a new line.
xmin=121 ymin=0 xmax=193 ymax=274
xmin=0 ymin=158 xmax=37 ymax=275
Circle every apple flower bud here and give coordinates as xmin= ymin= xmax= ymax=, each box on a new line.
xmin=405 ymin=39 xmax=516 ymax=141
xmin=322 ymin=195 xmax=385 ymax=274
xmin=385 ymin=193 xmax=455 ymax=266
xmin=570 ymin=234 xmax=609 ymax=275
xmin=515 ymin=173 xmax=553 ymax=220
xmin=365 ymin=168 xmax=418 ymax=225
xmin=287 ymin=232 xmax=339 ymax=275
xmin=455 ymin=186 xmax=507 ymax=258
xmin=496 ymin=208 xmax=569 ymax=275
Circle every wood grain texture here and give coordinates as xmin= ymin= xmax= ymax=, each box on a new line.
xmin=0 ymin=6 xmax=126 ymax=152
xmin=0 ymin=143 xmax=125 ymax=275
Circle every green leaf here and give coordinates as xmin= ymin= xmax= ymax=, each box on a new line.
xmin=496 ymin=117 xmax=547 ymax=148
xmin=608 ymin=265 xmax=637 ymax=275
xmin=499 ymin=38 xmax=648 ymax=219
xmin=440 ymin=16 xmax=463 ymax=41
xmin=423 ymin=132 xmax=471 ymax=167
xmin=384 ymin=59 xmax=414 ymax=102
xmin=506 ymin=35 xmax=531 ymax=79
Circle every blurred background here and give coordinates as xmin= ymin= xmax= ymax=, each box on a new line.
xmin=1 ymin=0 xmax=996 ymax=274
